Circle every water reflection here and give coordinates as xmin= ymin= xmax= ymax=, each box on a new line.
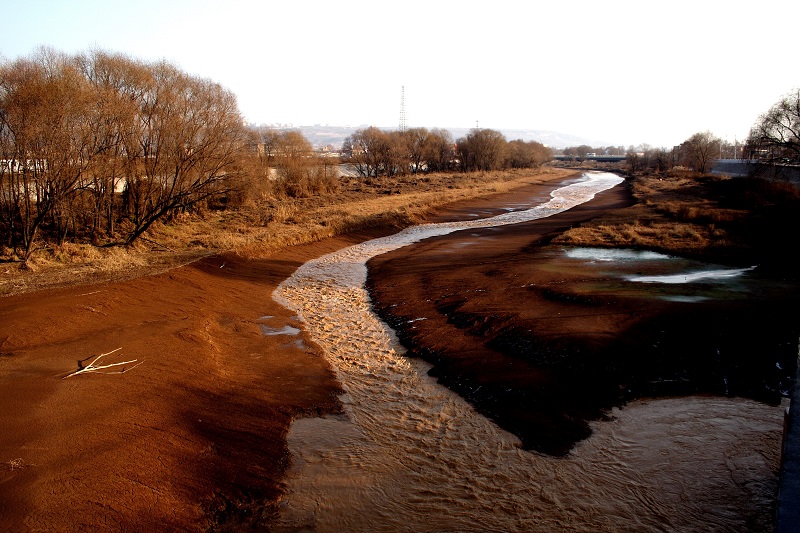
xmin=560 ymin=247 xmax=764 ymax=302
xmin=259 ymin=324 xmax=301 ymax=336
xmin=258 ymin=316 xmax=302 ymax=336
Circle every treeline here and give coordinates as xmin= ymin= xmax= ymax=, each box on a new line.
xmin=628 ymin=132 xmax=743 ymax=174
xmin=1 ymin=48 xmax=554 ymax=263
xmin=0 ymin=48 xmax=248 ymax=260
xmin=343 ymin=126 xmax=551 ymax=177
xmin=12 ymin=45 xmax=793 ymax=264
xmin=559 ymin=132 xmax=741 ymax=174
xmin=559 ymin=145 xmax=626 ymax=157
xmin=249 ymin=128 xmax=340 ymax=198
xmin=561 ymin=89 xmax=800 ymax=175
xmin=745 ymin=87 xmax=800 ymax=164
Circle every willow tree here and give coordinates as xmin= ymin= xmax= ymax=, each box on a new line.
xmin=403 ymin=127 xmax=456 ymax=174
xmin=505 ymin=139 xmax=552 ymax=169
xmin=345 ymin=126 xmax=391 ymax=178
xmin=121 ymin=61 xmax=247 ymax=243
xmin=0 ymin=48 xmax=100 ymax=260
xmin=747 ymin=87 xmax=800 ymax=162
xmin=0 ymin=49 xmax=248 ymax=256
xmin=423 ymin=128 xmax=455 ymax=172
xmin=75 ymin=50 xmax=148 ymax=238
xmin=679 ymin=131 xmax=721 ymax=173
xmin=456 ymin=128 xmax=507 ymax=172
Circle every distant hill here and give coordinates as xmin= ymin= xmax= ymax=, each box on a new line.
xmin=251 ymin=124 xmax=610 ymax=150
xmin=446 ymin=128 xmax=611 ymax=149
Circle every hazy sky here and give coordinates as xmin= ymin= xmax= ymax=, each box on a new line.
xmin=1 ymin=0 xmax=797 ymax=147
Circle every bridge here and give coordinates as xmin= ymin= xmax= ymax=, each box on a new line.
xmin=553 ymin=155 xmax=626 ymax=163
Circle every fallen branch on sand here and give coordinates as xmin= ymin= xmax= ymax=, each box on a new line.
xmin=63 ymin=348 xmax=143 ymax=379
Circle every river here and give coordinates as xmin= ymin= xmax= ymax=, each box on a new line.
xmin=270 ymin=172 xmax=783 ymax=532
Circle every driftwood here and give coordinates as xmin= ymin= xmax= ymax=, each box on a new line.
xmin=63 ymin=348 xmax=143 ymax=379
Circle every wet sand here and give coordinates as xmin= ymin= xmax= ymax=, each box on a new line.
xmin=367 ymin=180 xmax=800 ymax=456
xmin=0 ymin=239 xmax=368 ymax=530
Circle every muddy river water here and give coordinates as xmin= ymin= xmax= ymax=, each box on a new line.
xmin=271 ymin=172 xmax=784 ymax=532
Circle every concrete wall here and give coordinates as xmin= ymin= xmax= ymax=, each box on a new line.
xmin=776 ymin=354 xmax=800 ymax=532
xmin=711 ymin=160 xmax=800 ymax=185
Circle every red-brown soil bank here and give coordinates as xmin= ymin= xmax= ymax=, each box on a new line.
xmin=367 ymin=179 xmax=800 ymax=456
xmin=0 ymin=170 xmax=571 ymax=531
xmin=0 ymin=234 xmax=397 ymax=530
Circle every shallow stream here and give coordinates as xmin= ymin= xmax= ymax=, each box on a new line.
xmin=271 ymin=172 xmax=783 ymax=532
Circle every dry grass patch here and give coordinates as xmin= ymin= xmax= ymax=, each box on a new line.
xmin=553 ymin=171 xmax=750 ymax=257
xmin=556 ymin=221 xmax=713 ymax=253
xmin=144 ymin=168 xmax=568 ymax=258
xmin=1 ymin=168 xmax=572 ymax=295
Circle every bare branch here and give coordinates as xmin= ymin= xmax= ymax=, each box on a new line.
xmin=63 ymin=347 xmax=142 ymax=379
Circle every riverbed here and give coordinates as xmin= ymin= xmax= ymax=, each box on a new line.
xmin=270 ymin=172 xmax=783 ymax=532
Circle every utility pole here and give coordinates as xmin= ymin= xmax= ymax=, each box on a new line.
xmin=399 ymin=86 xmax=407 ymax=132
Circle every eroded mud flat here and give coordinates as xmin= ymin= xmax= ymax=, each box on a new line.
xmin=271 ymin=173 xmax=783 ymax=532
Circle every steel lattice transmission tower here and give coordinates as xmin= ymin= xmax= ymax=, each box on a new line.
xmin=399 ymin=85 xmax=407 ymax=132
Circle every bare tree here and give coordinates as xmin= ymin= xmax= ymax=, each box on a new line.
xmin=76 ymin=50 xmax=147 ymax=239
xmin=505 ymin=139 xmax=551 ymax=168
xmin=255 ymin=127 xmax=282 ymax=169
xmin=0 ymin=48 xmax=100 ymax=260
xmin=456 ymin=128 xmax=507 ymax=172
xmin=1 ymin=49 xmax=249 ymax=255
xmin=121 ymin=61 xmax=247 ymax=243
xmin=424 ymin=128 xmax=455 ymax=172
xmin=652 ymin=148 xmax=672 ymax=172
xmin=626 ymin=150 xmax=642 ymax=172
xmin=273 ymin=130 xmax=317 ymax=196
xmin=679 ymin=131 xmax=721 ymax=173
xmin=345 ymin=126 xmax=391 ymax=178
xmin=747 ymin=87 xmax=800 ymax=162
xmin=384 ymin=130 xmax=410 ymax=176
xmin=403 ymin=127 xmax=428 ymax=174
xmin=344 ymin=127 xmax=455 ymax=177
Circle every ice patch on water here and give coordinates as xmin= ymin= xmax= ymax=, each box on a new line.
xmin=565 ymin=247 xmax=672 ymax=262
xmin=626 ymin=266 xmax=757 ymax=284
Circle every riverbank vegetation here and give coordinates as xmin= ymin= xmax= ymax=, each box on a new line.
xmin=1 ymin=48 xmax=552 ymax=284
xmin=3 ymin=46 xmax=798 ymax=291
xmin=553 ymin=87 xmax=800 ymax=271
xmin=1 ymin=164 xmax=571 ymax=295
xmin=554 ymin=170 xmax=800 ymax=277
